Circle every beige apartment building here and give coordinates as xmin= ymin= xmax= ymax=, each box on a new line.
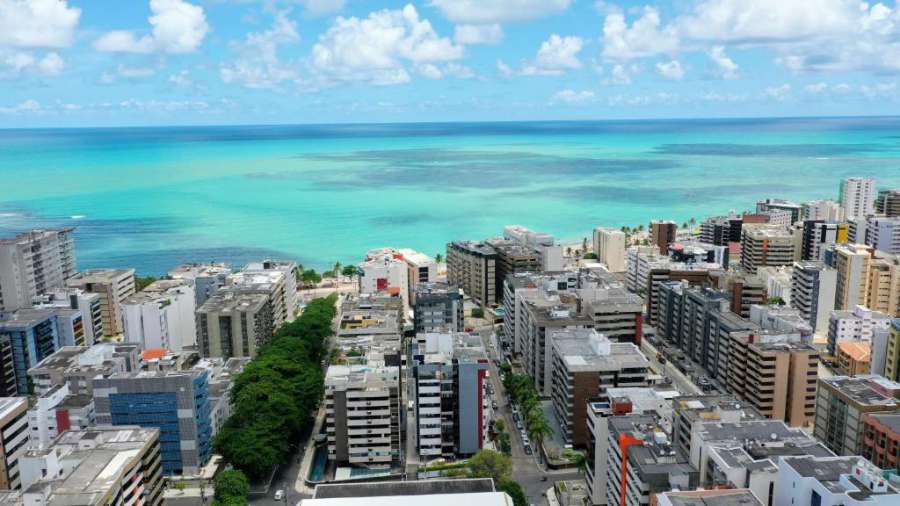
xmin=740 ymin=224 xmax=796 ymax=274
xmin=0 ymin=398 xmax=27 ymax=490
xmin=446 ymin=241 xmax=497 ymax=306
xmin=866 ymin=251 xmax=900 ymax=316
xmin=196 ymin=290 xmax=274 ymax=358
xmin=727 ymin=337 xmax=819 ymax=427
xmin=66 ymin=268 xmax=135 ymax=337
xmin=834 ymin=243 xmax=873 ymax=310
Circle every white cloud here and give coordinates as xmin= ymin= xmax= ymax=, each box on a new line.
xmin=168 ymin=70 xmax=193 ymax=88
xmin=454 ymin=24 xmax=503 ymax=45
xmin=550 ymin=89 xmax=596 ymax=105
xmin=99 ymin=64 xmax=157 ymax=84
xmin=0 ymin=0 xmax=81 ymax=48
xmin=655 ymin=60 xmax=684 ymax=80
xmin=602 ymin=6 xmax=678 ymax=61
xmin=765 ymin=83 xmax=792 ymax=101
xmin=221 ymin=12 xmax=300 ymax=89
xmin=0 ymin=98 xmax=42 ymax=114
xmin=602 ymin=63 xmax=633 ymax=85
xmin=95 ymin=0 xmax=209 ymax=54
xmin=430 ymin=0 xmax=571 ymax=24
xmin=311 ymin=4 xmax=463 ymax=85
xmin=417 ymin=62 xmax=474 ymax=79
xmin=804 ymin=82 xmax=828 ymax=94
xmin=1 ymin=50 xmax=64 ymax=77
xmin=707 ymin=46 xmax=738 ymax=79
xmin=300 ymin=0 xmax=346 ymax=16
xmin=497 ymin=60 xmax=514 ymax=77
xmin=519 ymin=34 xmax=583 ymax=76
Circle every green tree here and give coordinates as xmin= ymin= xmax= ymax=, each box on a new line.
xmin=498 ymin=479 xmax=527 ymax=506
xmin=213 ymin=470 xmax=249 ymax=505
xmin=471 ymin=307 xmax=485 ymax=318
xmin=300 ymin=269 xmax=322 ymax=287
xmin=583 ymin=252 xmax=598 ymax=260
xmin=468 ymin=449 xmax=512 ymax=482
xmin=435 ymin=253 xmax=444 ymax=263
xmin=767 ymin=296 xmax=786 ymax=306
xmin=332 ymin=262 xmax=342 ymax=278
xmin=135 ymin=275 xmax=157 ymax=291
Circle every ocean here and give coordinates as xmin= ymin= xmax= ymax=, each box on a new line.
xmin=2 ymin=117 xmax=900 ymax=275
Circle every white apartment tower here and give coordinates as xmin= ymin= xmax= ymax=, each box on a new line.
xmin=0 ymin=229 xmax=76 ymax=311
xmin=593 ymin=228 xmax=626 ymax=272
xmin=840 ymin=177 xmax=876 ymax=220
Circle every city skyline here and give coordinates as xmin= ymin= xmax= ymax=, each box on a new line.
xmin=1 ymin=0 xmax=900 ymax=127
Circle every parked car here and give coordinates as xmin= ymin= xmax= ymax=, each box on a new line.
xmin=524 ymin=445 xmax=533 ymax=455
xmin=274 ymin=490 xmax=284 ymax=501
xmin=516 ymin=420 xmax=524 ymax=430
xmin=491 ymin=401 xmax=499 ymax=410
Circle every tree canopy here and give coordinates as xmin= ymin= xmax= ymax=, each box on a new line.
xmin=213 ymin=295 xmax=337 ymax=480
xmin=213 ymin=470 xmax=249 ymax=505
xmin=468 ymin=449 xmax=512 ymax=483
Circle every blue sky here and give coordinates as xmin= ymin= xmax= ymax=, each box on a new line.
xmin=2 ymin=0 xmax=900 ymax=127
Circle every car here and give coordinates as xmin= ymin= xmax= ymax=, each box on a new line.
xmin=522 ymin=437 xmax=531 ymax=446
xmin=516 ymin=420 xmax=524 ymax=430
xmin=492 ymin=401 xmax=499 ymax=410
xmin=524 ymin=445 xmax=533 ymax=455
xmin=274 ymin=490 xmax=284 ymax=501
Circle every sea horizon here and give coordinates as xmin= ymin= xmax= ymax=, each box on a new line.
xmin=4 ymin=115 xmax=900 ymax=275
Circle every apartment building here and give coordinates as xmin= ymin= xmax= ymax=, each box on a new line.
xmin=0 ymin=308 xmax=80 ymax=395
xmin=832 ymin=243 xmax=874 ymax=310
xmin=866 ymin=251 xmax=900 ymax=317
xmin=791 ymin=261 xmax=837 ymax=332
xmin=196 ymin=290 xmax=274 ymax=359
xmin=670 ymin=395 xmax=763 ymax=458
xmin=0 ymin=398 xmax=27 ymax=490
xmin=650 ymin=220 xmax=677 ymax=255
xmin=691 ymin=420 xmax=834 ymax=504
xmin=521 ymin=302 xmax=595 ymax=396
xmin=593 ymin=227 xmax=626 ymax=272
xmin=827 ymin=305 xmax=892 ymax=356
xmin=27 ymin=343 xmax=140 ymax=397
xmin=447 ymin=241 xmax=497 ymax=306
xmin=876 ymin=188 xmax=900 ymax=217
xmin=814 ymin=375 xmax=900 ymax=456
xmin=757 ymin=266 xmax=792 ymax=306
xmin=756 ymin=198 xmax=802 ymax=223
xmin=412 ymin=333 xmax=489 ymax=458
xmin=840 ymin=177 xmax=877 ymax=220
xmin=645 ymin=265 xmax=719 ymax=326
xmin=227 ymin=260 xmax=298 ymax=326
xmin=32 ymin=288 xmax=102 ymax=347
xmin=837 ymin=341 xmax=872 ymax=376
xmin=413 ymin=282 xmax=463 ymax=333
xmin=802 ymin=199 xmax=844 ymax=222
xmin=886 ymin=320 xmax=900 ymax=382
xmin=656 ymin=490 xmax=763 ymax=506
xmin=549 ymin=329 xmax=649 ymax=447
xmin=503 ymin=271 xmax=578 ymax=354
xmin=66 ymin=268 xmax=136 ymax=337
xmin=358 ymin=248 xmax=411 ymax=309
xmin=324 ymin=364 xmax=401 ymax=468
xmin=26 ymin=383 xmax=94 ymax=450
xmin=0 ymin=228 xmax=76 ymax=312
xmin=122 ymin=278 xmax=196 ymax=352
xmin=19 ymin=426 xmax=164 ymax=506
xmin=168 ymin=262 xmax=231 ymax=306
xmin=775 ymin=455 xmax=900 ymax=506
xmin=740 ymin=224 xmax=795 ymax=274
xmin=865 ymin=216 xmax=900 ymax=254
xmin=503 ymin=225 xmax=564 ymax=271
xmin=396 ymin=248 xmax=438 ymax=304
xmin=710 ymin=270 xmax=767 ymax=318
xmin=606 ymin=412 xmax=698 ymax=506
xmin=579 ymin=286 xmax=644 ymax=345
xmin=93 ymin=369 xmax=212 ymax=475
xmin=700 ymin=213 xmax=743 ymax=246
xmin=800 ymin=220 xmax=848 ymax=261
xmin=861 ymin=412 xmax=900 ymax=471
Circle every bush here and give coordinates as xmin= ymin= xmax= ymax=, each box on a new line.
xmin=471 ymin=307 xmax=485 ymax=318
xmin=468 ymin=449 xmax=512 ymax=482
xmin=582 ymin=252 xmax=598 ymax=260
xmin=214 ymin=295 xmax=337 ymax=480
xmin=213 ymin=470 xmax=249 ymax=505
xmin=498 ymin=479 xmax=527 ymax=506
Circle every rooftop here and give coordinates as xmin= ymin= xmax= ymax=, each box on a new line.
xmin=450 ymin=240 xmax=497 ymax=257
xmin=313 ymin=478 xmax=495 ymax=499
xmin=782 ymin=455 xmax=900 ymax=497
xmin=660 ymin=489 xmax=763 ymax=506
xmin=0 ymin=228 xmax=73 ymax=246
xmin=866 ymin=413 xmax=900 ymax=433
xmin=0 ymin=307 xmax=67 ymax=329
xmin=552 ymin=329 xmax=649 ymax=372
xmin=821 ymin=375 xmax=900 ymax=408
xmin=197 ymin=289 xmax=269 ymax=313
xmin=168 ymin=262 xmax=231 ymax=279
xmin=325 ymin=364 xmax=399 ymax=390
xmin=674 ymin=395 xmax=763 ymax=425
xmin=837 ymin=341 xmax=872 ymax=362
xmin=0 ymin=397 xmax=26 ymax=420
xmin=67 ymin=268 xmax=135 ymax=283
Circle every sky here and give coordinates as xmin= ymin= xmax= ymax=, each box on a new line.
xmin=2 ymin=0 xmax=900 ymax=127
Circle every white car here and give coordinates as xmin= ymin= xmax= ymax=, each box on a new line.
xmin=274 ymin=490 xmax=284 ymax=501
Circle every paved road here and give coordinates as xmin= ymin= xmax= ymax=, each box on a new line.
xmin=475 ymin=325 xmax=583 ymax=505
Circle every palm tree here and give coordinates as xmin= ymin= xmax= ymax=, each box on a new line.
xmin=637 ymin=224 xmax=644 ymax=232
xmin=528 ymin=416 xmax=553 ymax=466
xmin=435 ymin=253 xmax=444 ymax=263
xmin=333 ymin=261 xmax=342 ymax=278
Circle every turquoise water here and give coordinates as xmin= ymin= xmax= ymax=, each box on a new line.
xmin=2 ymin=117 xmax=900 ymax=274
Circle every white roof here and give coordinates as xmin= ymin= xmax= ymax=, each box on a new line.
xmin=302 ymin=492 xmax=512 ymax=506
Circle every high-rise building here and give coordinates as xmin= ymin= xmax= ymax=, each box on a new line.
xmin=865 ymin=216 xmax=900 ymax=254
xmin=775 ymin=455 xmax=900 ymax=506
xmin=740 ymin=224 xmax=795 ymax=274
xmin=827 ymin=305 xmax=892 ymax=356
xmin=324 ymin=364 xmax=401 ymax=468
xmin=503 ymin=225 xmax=564 ymax=271
xmin=520 ymin=301 xmax=595 ymax=396
xmin=549 ymin=329 xmax=649 ymax=447
xmin=396 ymin=248 xmax=438 ymax=304
xmin=196 ymin=290 xmax=274 ymax=359
xmin=25 ymin=383 xmax=94 ymax=450
xmin=413 ymin=282 xmax=463 ymax=333
xmin=670 ymin=394 xmax=763 ymax=458
xmin=876 ymin=188 xmax=900 ymax=217
xmin=802 ymin=199 xmax=844 ymax=222
xmin=593 ymin=227 xmax=626 ymax=272
xmin=836 ymin=341 xmax=872 ymax=376
xmin=66 ymin=268 xmax=136 ymax=337
xmin=833 ymin=244 xmax=874 ymax=311
xmin=32 ymin=288 xmax=102 ymax=346
xmin=446 ymin=241 xmax=497 ymax=306
xmin=700 ymin=213 xmax=743 ymax=246
xmin=756 ymin=198 xmax=802 ymax=224
xmin=606 ymin=412 xmax=698 ymax=506
xmin=657 ymin=490 xmax=763 ymax=506
xmin=650 ymin=220 xmax=678 ymax=255
xmin=840 ymin=177 xmax=877 ymax=220
xmin=814 ymin=375 xmax=900 ymax=456
xmin=0 ymin=228 xmax=76 ymax=312
xmin=866 ymin=252 xmax=900 ymax=317
xmin=0 ymin=308 xmax=82 ymax=395
xmin=886 ymin=320 xmax=900 ymax=382
xmin=791 ymin=261 xmax=837 ymax=332
xmin=579 ymin=286 xmax=644 ymax=345
xmin=358 ymin=249 xmax=411 ymax=309
xmin=0 ymin=398 xmax=27 ymax=490
xmin=228 ymin=260 xmax=298 ymax=326
xmin=411 ymin=333 xmax=489 ymax=458
xmin=757 ymin=266 xmax=793 ymax=306
xmin=19 ymin=426 xmax=164 ymax=505
xmin=861 ymin=412 xmax=900 ymax=471
xmin=800 ymin=220 xmax=848 ymax=260
xmin=168 ymin=262 xmax=231 ymax=307
xmin=487 ymin=238 xmax=542 ymax=303
xmin=27 ymin=343 xmax=140 ymax=397
xmin=93 ymin=369 xmax=212 ymax=475
xmin=122 ymin=278 xmax=196 ymax=352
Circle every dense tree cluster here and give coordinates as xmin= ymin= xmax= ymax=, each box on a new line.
xmin=213 ymin=470 xmax=250 ymax=506
xmin=502 ymin=373 xmax=553 ymax=461
xmin=214 ymin=295 xmax=338 ymax=480
xmin=467 ymin=450 xmax=526 ymax=506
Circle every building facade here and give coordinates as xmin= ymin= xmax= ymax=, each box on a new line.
xmin=122 ymin=278 xmax=196 ymax=352
xmin=814 ymin=375 xmax=900 ymax=456
xmin=66 ymin=268 xmax=136 ymax=337
xmin=196 ymin=290 xmax=274 ymax=359
xmin=447 ymin=241 xmax=497 ymax=306
xmin=0 ymin=229 xmax=76 ymax=312
xmin=413 ymin=282 xmax=463 ymax=334
xmin=593 ymin=228 xmax=626 ymax=272
xmin=840 ymin=177 xmax=877 ymax=220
